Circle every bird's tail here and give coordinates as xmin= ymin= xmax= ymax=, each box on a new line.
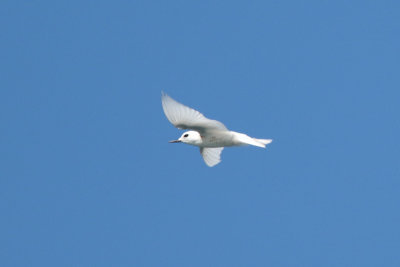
xmin=253 ymin=138 xmax=273 ymax=148
xmin=234 ymin=132 xmax=273 ymax=148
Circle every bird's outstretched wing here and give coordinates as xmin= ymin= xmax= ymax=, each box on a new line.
xmin=161 ymin=92 xmax=227 ymax=134
xmin=200 ymin=147 xmax=224 ymax=167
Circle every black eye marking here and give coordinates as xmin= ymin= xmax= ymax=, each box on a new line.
xmin=183 ymin=134 xmax=189 ymax=138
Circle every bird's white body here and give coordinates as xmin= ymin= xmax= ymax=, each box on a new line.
xmin=161 ymin=92 xmax=272 ymax=167
xmin=176 ymin=130 xmax=270 ymax=148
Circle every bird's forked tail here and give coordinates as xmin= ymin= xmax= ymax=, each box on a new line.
xmin=234 ymin=132 xmax=272 ymax=148
xmin=253 ymin=138 xmax=273 ymax=148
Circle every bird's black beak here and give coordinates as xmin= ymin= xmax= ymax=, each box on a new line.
xmin=169 ymin=140 xmax=181 ymax=143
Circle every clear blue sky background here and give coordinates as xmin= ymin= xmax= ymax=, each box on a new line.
xmin=1 ymin=1 xmax=399 ymax=266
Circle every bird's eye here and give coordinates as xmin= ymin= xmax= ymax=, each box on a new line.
xmin=184 ymin=134 xmax=189 ymax=138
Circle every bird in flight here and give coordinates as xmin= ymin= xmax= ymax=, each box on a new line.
xmin=161 ymin=92 xmax=272 ymax=167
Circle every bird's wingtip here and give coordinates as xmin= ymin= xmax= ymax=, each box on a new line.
xmin=161 ymin=91 xmax=171 ymax=100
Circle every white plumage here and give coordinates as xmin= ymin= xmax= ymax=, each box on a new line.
xmin=161 ymin=92 xmax=272 ymax=167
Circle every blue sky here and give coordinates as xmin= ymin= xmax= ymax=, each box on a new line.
xmin=1 ymin=0 xmax=399 ymax=266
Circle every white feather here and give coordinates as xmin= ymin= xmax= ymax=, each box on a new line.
xmin=200 ymin=147 xmax=224 ymax=167
xmin=161 ymin=92 xmax=227 ymax=134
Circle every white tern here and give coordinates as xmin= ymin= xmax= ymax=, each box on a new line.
xmin=161 ymin=92 xmax=272 ymax=167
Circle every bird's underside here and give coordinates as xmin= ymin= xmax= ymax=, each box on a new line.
xmin=199 ymin=130 xmax=271 ymax=148
xmin=199 ymin=131 xmax=271 ymax=167
xmin=199 ymin=131 xmax=237 ymax=148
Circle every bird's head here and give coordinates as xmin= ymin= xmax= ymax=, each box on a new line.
xmin=169 ymin=131 xmax=202 ymax=146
